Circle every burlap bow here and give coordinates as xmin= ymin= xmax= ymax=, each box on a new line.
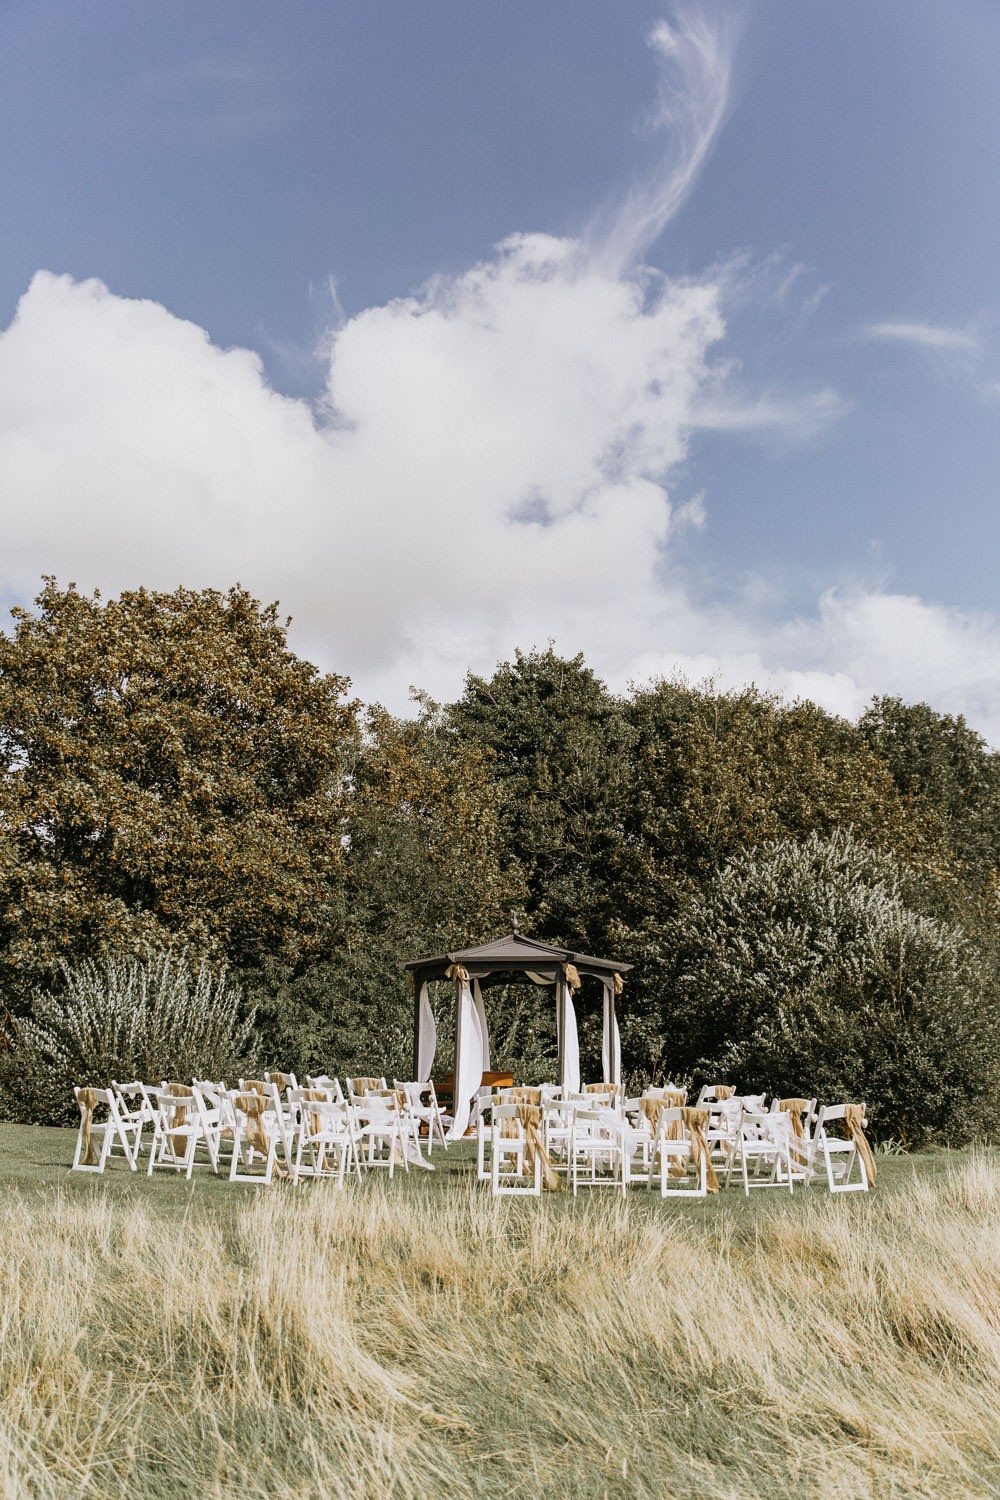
xmin=584 ymin=1082 xmax=621 ymax=1104
xmin=714 ymin=1085 xmax=736 ymax=1102
xmin=682 ymin=1106 xmax=719 ymax=1192
xmin=76 ymin=1087 xmax=99 ymax=1166
xmin=843 ymin=1104 xmax=877 ymax=1186
xmin=166 ymin=1083 xmax=194 ymax=1156
xmin=561 ymin=962 xmax=581 ymax=991
xmin=268 ymin=1072 xmax=294 ymax=1094
xmin=498 ymin=1103 xmax=561 ymax=1191
xmin=233 ymin=1091 xmax=286 ymax=1177
xmin=352 ymin=1076 xmax=382 ymax=1096
xmin=445 ymin=964 xmax=470 ymax=987
xmin=505 ymin=1087 xmax=542 ymax=1106
xmin=779 ymin=1098 xmax=811 ymax=1166
xmin=301 ymin=1088 xmax=327 ymax=1139
xmin=613 ymin=972 xmax=624 ymax=996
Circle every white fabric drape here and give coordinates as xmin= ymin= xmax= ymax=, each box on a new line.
xmin=559 ymin=978 xmax=581 ymax=1095
xmin=416 ymin=982 xmax=436 ymax=1083
xmin=472 ymin=978 xmax=491 ymax=1071
xmin=601 ymin=980 xmax=621 ymax=1086
xmin=447 ymin=981 xmax=484 ymax=1139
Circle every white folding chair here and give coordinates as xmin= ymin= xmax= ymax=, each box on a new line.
xmin=146 ymin=1087 xmax=209 ymax=1178
xmin=490 ymin=1103 xmax=541 ymax=1196
xmin=71 ymin=1086 xmax=138 ymax=1173
xmin=346 ymin=1075 xmax=388 ymax=1104
xmin=240 ymin=1078 xmax=297 ymax=1173
xmin=108 ymin=1080 xmax=155 ymax=1164
xmin=725 ymin=1109 xmax=797 ymax=1195
xmin=646 ymin=1107 xmax=709 ymax=1198
xmin=569 ymin=1106 xmax=626 ymax=1197
xmin=290 ymin=1091 xmax=354 ymax=1185
xmin=185 ymin=1081 xmax=237 ymax=1174
xmin=541 ymin=1096 xmax=574 ymax=1173
xmin=619 ymin=1097 xmax=654 ymax=1178
xmin=705 ymin=1098 xmax=742 ymax=1165
xmin=695 ymin=1084 xmax=732 ymax=1107
xmin=810 ymin=1104 xmax=872 ymax=1192
xmin=394 ymin=1080 xmax=450 ymax=1154
xmin=306 ymin=1074 xmax=346 ymax=1105
xmin=350 ymin=1093 xmax=406 ymax=1177
xmin=265 ymin=1070 xmax=299 ymax=1095
xmin=227 ymin=1089 xmax=281 ymax=1184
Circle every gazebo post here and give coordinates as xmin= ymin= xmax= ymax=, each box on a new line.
xmin=602 ymin=977 xmax=621 ymax=1087
xmin=410 ymin=970 xmax=421 ymax=1080
xmin=556 ymin=975 xmax=565 ymax=1091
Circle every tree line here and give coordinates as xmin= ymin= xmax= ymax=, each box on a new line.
xmin=2 ymin=580 xmax=998 ymax=1142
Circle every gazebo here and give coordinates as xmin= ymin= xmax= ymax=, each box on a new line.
xmin=401 ymin=930 xmax=632 ymax=1137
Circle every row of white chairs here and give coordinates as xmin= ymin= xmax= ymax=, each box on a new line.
xmin=476 ymin=1086 xmax=873 ymax=1198
xmin=70 ymin=1073 xmax=451 ymax=1185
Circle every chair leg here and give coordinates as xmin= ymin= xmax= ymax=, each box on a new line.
xmin=97 ymin=1129 xmax=113 ymax=1174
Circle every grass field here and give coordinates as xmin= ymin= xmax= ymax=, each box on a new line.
xmin=1 ymin=1125 xmax=999 ymax=1499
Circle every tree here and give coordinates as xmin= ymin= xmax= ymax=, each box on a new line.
xmin=611 ymin=681 xmax=959 ymax=1076
xmin=625 ymin=681 xmax=945 ymax=907
xmin=662 ymin=829 xmax=999 ymax=1144
xmin=247 ymin=696 xmax=525 ymax=1078
xmin=449 ymin=648 xmax=637 ymax=951
xmin=859 ymin=696 xmax=1000 ymax=890
xmin=0 ymin=579 xmax=357 ymax=1005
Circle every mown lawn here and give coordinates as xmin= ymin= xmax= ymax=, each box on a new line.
xmin=1 ymin=1125 xmax=998 ymax=1499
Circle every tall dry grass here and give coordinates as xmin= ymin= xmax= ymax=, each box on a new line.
xmin=2 ymin=1158 xmax=999 ymax=1498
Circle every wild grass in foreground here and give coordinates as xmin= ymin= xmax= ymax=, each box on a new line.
xmin=1 ymin=1145 xmax=998 ymax=1499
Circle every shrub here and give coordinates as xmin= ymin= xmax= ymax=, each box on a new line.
xmin=665 ymin=829 xmax=1000 ymax=1145
xmin=0 ymin=948 xmax=259 ymax=1124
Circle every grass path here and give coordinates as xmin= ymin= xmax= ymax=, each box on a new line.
xmin=1 ymin=1126 xmax=998 ymax=1499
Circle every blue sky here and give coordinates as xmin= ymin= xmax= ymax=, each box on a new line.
xmin=2 ymin=2 xmax=1000 ymax=735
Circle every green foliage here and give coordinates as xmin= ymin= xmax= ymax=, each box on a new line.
xmin=1 ymin=581 xmax=998 ymax=1140
xmin=662 ymin=829 xmax=1000 ymax=1144
xmin=450 ymin=647 xmax=636 ymax=950
xmin=1 ymin=948 xmax=258 ymax=1124
xmin=624 ymin=679 xmax=945 ymax=903
xmin=0 ymin=579 xmax=357 ymax=1006
xmin=859 ymin=695 xmax=1000 ymax=889
xmin=250 ymin=697 xmax=525 ymax=1077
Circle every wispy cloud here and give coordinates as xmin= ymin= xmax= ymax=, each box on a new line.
xmin=863 ymin=315 xmax=1000 ymax=402
xmin=865 ymin=319 xmax=980 ymax=353
xmin=590 ymin=7 xmax=739 ymax=269
xmin=691 ymin=385 xmax=849 ymax=444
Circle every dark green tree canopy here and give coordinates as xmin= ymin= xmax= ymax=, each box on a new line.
xmin=859 ymin=695 xmax=1000 ymax=888
xmin=449 ymin=647 xmax=637 ymax=950
xmin=0 ymin=580 xmax=357 ymax=997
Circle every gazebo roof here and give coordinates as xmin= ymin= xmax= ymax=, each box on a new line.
xmin=401 ymin=930 xmax=631 ymax=984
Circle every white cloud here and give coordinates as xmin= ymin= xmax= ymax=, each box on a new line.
xmin=865 ymin=320 xmax=980 ymax=352
xmin=590 ymin=9 xmax=738 ymax=269
xmin=622 ymin=588 xmax=1000 ymax=746
xmin=2 ymin=9 xmax=1000 ymax=747
xmin=690 ymin=385 xmax=849 ymax=443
